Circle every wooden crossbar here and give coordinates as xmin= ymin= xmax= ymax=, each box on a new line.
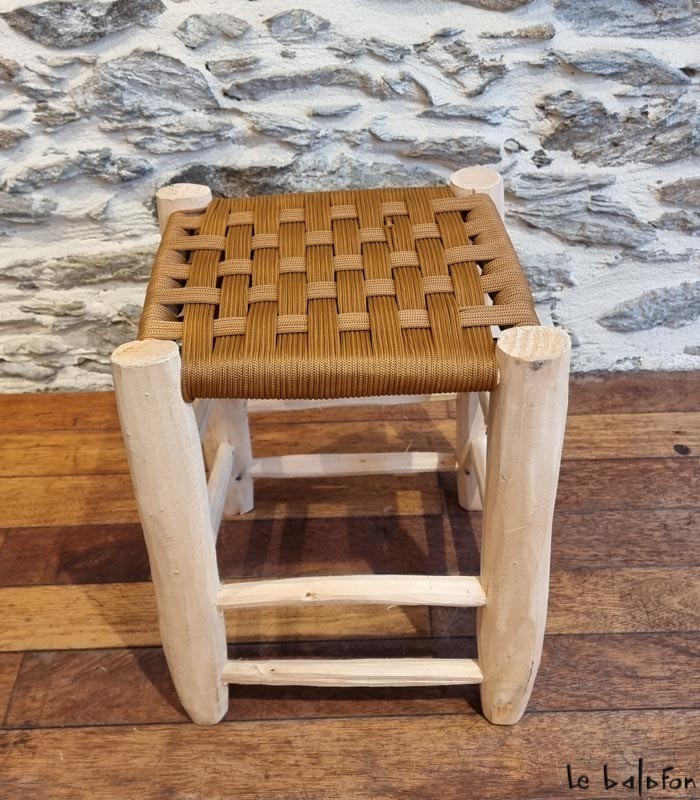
xmin=222 ymin=658 xmax=484 ymax=687
xmin=217 ymin=574 xmax=485 ymax=609
xmin=250 ymin=451 xmax=457 ymax=479
xmin=246 ymin=394 xmax=456 ymax=412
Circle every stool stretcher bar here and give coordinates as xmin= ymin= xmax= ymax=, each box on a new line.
xmin=249 ymin=451 xmax=457 ymax=480
xmin=246 ymin=394 xmax=457 ymax=412
xmin=222 ymin=658 xmax=484 ymax=687
xmin=217 ymin=574 xmax=486 ymax=610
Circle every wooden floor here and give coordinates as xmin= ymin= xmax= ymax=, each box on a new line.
xmin=0 ymin=372 xmax=698 ymax=799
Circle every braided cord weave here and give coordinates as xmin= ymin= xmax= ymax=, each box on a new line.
xmin=139 ymin=186 xmax=538 ymax=401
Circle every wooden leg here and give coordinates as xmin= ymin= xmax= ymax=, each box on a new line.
xmin=111 ymin=340 xmax=228 ymax=725
xmin=456 ymin=392 xmax=486 ymax=511
xmin=450 ymin=166 xmax=504 ymax=218
xmin=156 ymin=182 xmax=212 ymax=233
xmin=477 ymin=326 xmax=570 ymax=725
xmin=203 ymin=400 xmax=254 ymax=516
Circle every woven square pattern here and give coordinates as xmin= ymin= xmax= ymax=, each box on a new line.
xmin=139 ymin=186 xmax=538 ymax=401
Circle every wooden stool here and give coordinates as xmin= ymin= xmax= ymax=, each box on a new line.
xmin=111 ymin=167 xmax=570 ymax=726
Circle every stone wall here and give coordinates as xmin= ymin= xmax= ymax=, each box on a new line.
xmin=0 ymin=0 xmax=698 ymax=392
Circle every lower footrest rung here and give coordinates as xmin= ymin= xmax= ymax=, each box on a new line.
xmin=222 ymin=658 xmax=483 ymax=687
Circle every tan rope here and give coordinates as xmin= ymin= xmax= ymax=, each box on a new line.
xmin=139 ymin=186 xmax=538 ymax=400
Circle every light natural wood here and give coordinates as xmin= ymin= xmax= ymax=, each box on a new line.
xmin=217 ymin=575 xmax=486 ymax=609
xmin=193 ymin=398 xmax=213 ymax=438
xmin=111 ymin=339 xmax=227 ymax=725
xmin=450 ymin=167 xmax=502 ymax=514
xmin=155 ymin=182 xmax=211 ymax=233
xmin=203 ymin=400 xmax=254 ymax=515
xmin=249 ymin=451 xmax=457 ymax=480
xmin=207 ymin=443 xmax=235 ymax=535
xmin=469 ymin=435 xmax=487 ymax=504
xmin=477 ymin=326 xmax=571 ymax=725
xmin=222 ymin=658 xmax=483 ymax=686
xmin=449 ymin=167 xmax=505 ymax=219
xmin=456 ymin=393 xmax=487 ymax=511
xmin=247 ymin=394 xmax=456 ymax=412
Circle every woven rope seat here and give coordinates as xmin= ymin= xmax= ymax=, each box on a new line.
xmin=138 ymin=185 xmax=538 ymax=401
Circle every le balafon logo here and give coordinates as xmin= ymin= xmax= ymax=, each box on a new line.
xmin=567 ymin=759 xmax=696 ymax=794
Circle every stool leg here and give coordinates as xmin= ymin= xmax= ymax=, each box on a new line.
xmin=477 ymin=326 xmax=570 ymax=724
xmin=456 ymin=393 xmax=485 ymax=511
xmin=451 ymin=167 xmax=504 ymax=513
xmin=203 ymin=400 xmax=254 ymax=515
xmin=111 ymin=339 xmax=228 ymax=725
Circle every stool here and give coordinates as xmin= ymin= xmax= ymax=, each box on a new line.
xmin=111 ymin=167 xmax=570 ymax=726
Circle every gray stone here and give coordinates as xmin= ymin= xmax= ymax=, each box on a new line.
xmin=598 ymin=281 xmax=700 ymax=331
xmin=265 ymin=9 xmax=330 ymax=42
xmin=684 ymin=345 xmax=700 ymax=356
xmin=309 ymin=103 xmax=360 ymax=118
xmin=225 ymin=66 xmax=389 ymax=101
xmin=249 ymin=112 xmax=325 ymax=148
xmin=73 ymin=50 xmax=218 ymax=121
xmin=330 ymin=37 xmax=411 ymax=63
xmin=0 ymin=128 xmax=29 ymax=150
xmin=512 ymin=194 xmax=657 ymax=248
xmin=164 ymin=155 xmax=442 ymax=199
xmin=531 ymin=149 xmax=553 ymax=168
xmin=380 ymin=72 xmax=430 ymax=103
xmin=1 ymin=61 xmax=63 ymax=101
xmin=19 ymin=299 xmax=87 ymax=317
xmin=5 ymin=148 xmax=152 ymax=193
xmin=175 ymin=14 xmax=249 ymax=49
xmin=72 ymin=309 xmax=140 ymax=351
xmin=0 ymin=193 xmax=57 ymax=235
xmin=370 ymin=120 xmax=500 ymax=169
xmin=554 ymin=0 xmax=700 ymax=37
xmin=76 ymin=357 xmax=112 ymax=375
xmin=607 ymin=247 xmax=699 ymax=265
xmin=657 ymin=178 xmax=700 ymax=207
xmin=507 ymin=171 xmax=615 ymax=200
xmin=1 ymin=0 xmax=166 ymax=48
xmin=0 ymin=58 xmax=19 ymax=82
xmin=33 ymin=102 xmax=81 ymax=129
xmin=419 ymin=104 xmax=508 ymax=124
xmin=123 ymin=116 xmax=239 ymax=154
xmin=415 ymin=37 xmax=507 ymax=97
xmin=540 ymin=91 xmax=699 ymax=166
xmin=653 ymin=210 xmax=700 ymax=235
xmin=557 ymin=49 xmax=690 ymax=86
xmin=0 ymin=359 xmax=58 ymax=381
xmin=481 ymin=23 xmax=555 ymax=39
xmin=206 ymin=57 xmax=260 ymax=78
xmin=518 ymin=252 xmax=575 ymax=301
xmin=454 ymin=0 xmax=532 ymax=8
xmin=503 ymin=138 xmax=526 ymax=153
xmin=2 ymin=246 xmax=154 ymax=289
xmin=39 ymin=53 xmax=97 ymax=68
xmin=0 ymin=335 xmax=69 ymax=357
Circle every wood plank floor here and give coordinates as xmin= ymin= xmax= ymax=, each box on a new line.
xmin=0 ymin=371 xmax=698 ymax=799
